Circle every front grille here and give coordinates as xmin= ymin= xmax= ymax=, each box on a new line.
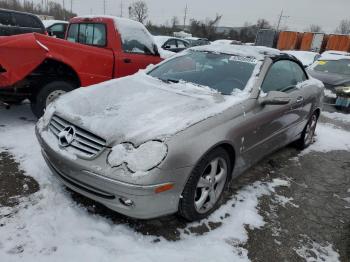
xmin=48 ymin=115 xmax=106 ymax=158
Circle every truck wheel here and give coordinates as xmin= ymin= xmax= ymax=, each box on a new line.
xmin=31 ymin=81 xmax=75 ymax=118
xmin=178 ymin=148 xmax=232 ymax=221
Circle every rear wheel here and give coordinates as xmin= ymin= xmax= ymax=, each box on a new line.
xmin=295 ymin=112 xmax=318 ymax=150
xmin=178 ymin=148 xmax=232 ymax=221
xmin=31 ymin=81 xmax=75 ymax=118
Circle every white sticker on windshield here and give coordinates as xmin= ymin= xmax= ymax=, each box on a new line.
xmin=229 ymin=56 xmax=258 ymax=64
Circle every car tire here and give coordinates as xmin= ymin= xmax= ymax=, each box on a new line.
xmin=31 ymin=81 xmax=75 ymax=118
xmin=295 ymin=111 xmax=318 ymax=150
xmin=178 ymin=147 xmax=232 ymax=221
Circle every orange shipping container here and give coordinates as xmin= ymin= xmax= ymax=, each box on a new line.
xmin=326 ymin=34 xmax=350 ymax=52
xmin=277 ymin=31 xmax=303 ymax=50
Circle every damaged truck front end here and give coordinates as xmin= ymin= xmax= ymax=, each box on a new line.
xmin=0 ymin=33 xmax=48 ymax=104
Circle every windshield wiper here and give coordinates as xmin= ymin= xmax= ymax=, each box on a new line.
xmin=158 ymin=77 xmax=180 ymax=83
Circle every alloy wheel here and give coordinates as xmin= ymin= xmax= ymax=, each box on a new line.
xmin=304 ymin=114 xmax=317 ymax=146
xmin=194 ymin=157 xmax=228 ymax=214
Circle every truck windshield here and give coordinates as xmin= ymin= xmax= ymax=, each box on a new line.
xmin=148 ymin=51 xmax=257 ymax=94
xmin=312 ymin=59 xmax=350 ymax=75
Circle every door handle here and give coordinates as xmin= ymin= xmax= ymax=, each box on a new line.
xmin=123 ymin=58 xmax=132 ymax=63
xmin=296 ymin=96 xmax=304 ymax=103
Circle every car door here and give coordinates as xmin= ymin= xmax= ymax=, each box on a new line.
xmin=241 ymin=59 xmax=306 ymax=166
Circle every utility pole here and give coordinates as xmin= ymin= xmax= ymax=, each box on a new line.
xmin=70 ymin=0 xmax=73 ymax=14
xmin=63 ymin=0 xmax=66 ymax=20
xmin=120 ymin=0 xmax=123 ymax=17
xmin=103 ymin=0 xmax=106 ymax=15
xmin=183 ymin=4 xmax=188 ymax=30
xmin=276 ymin=9 xmax=290 ymax=31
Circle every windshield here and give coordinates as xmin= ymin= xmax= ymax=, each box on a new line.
xmin=312 ymin=59 xmax=350 ymax=75
xmin=148 ymin=51 xmax=258 ymax=95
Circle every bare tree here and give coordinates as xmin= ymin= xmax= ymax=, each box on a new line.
xmin=335 ymin=19 xmax=350 ymax=34
xmin=305 ymin=24 xmax=323 ymax=32
xmin=256 ymin=18 xmax=271 ymax=29
xmin=128 ymin=0 xmax=148 ymax=24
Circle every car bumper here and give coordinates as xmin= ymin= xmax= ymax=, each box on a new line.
xmin=37 ymin=127 xmax=192 ymax=219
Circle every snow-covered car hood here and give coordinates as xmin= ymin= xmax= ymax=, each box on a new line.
xmin=46 ymin=73 xmax=248 ymax=145
xmin=307 ymin=70 xmax=350 ymax=87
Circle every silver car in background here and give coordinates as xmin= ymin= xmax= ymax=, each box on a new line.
xmin=36 ymin=45 xmax=324 ymax=221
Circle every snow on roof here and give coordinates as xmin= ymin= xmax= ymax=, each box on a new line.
xmin=191 ymin=44 xmax=281 ymax=60
xmin=42 ymin=20 xmax=68 ymax=28
xmin=319 ymin=50 xmax=350 ymax=61
xmin=212 ymin=39 xmax=234 ymax=45
xmin=283 ymin=50 xmax=319 ymax=66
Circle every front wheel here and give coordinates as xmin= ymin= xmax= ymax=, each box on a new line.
xmin=295 ymin=112 xmax=318 ymax=150
xmin=31 ymin=81 xmax=75 ymax=118
xmin=178 ymin=148 xmax=232 ymax=221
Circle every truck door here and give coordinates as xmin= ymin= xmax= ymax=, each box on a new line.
xmin=115 ymin=23 xmax=161 ymax=77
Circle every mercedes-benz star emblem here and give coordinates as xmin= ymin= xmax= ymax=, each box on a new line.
xmin=58 ymin=126 xmax=76 ymax=147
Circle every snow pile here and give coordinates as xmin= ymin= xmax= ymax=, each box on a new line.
xmin=1 ymin=105 xmax=294 ymax=262
xmin=108 ymin=141 xmax=167 ymax=172
xmin=322 ymin=111 xmax=350 ymax=123
xmin=301 ymin=123 xmax=350 ymax=155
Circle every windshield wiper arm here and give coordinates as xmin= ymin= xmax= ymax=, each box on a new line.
xmin=158 ymin=78 xmax=179 ymax=83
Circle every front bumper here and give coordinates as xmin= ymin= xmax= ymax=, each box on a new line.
xmin=36 ymin=126 xmax=192 ymax=219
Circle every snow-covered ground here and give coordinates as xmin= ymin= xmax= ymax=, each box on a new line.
xmin=1 ymin=104 xmax=349 ymax=261
xmin=322 ymin=111 xmax=350 ymax=123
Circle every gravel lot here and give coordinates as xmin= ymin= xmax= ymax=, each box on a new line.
xmin=0 ymin=104 xmax=349 ymax=262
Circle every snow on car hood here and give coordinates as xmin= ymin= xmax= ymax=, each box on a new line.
xmin=45 ymin=72 xmax=249 ymax=145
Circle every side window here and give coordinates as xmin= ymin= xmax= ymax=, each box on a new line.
xmin=67 ymin=24 xmax=79 ymax=42
xmin=13 ymin=14 xmax=41 ymax=28
xmin=118 ymin=21 xmax=156 ymax=55
xmin=0 ymin=12 xmax=13 ymax=26
xmin=50 ymin=24 xmax=65 ymax=32
xmin=261 ymin=60 xmax=297 ymax=93
xmin=290 ymin=61 xmax=307 ymax=83
xmin=67 ymin=23 xmax=106 ymax=47
xmin=177 ymin=40 xmax=187 ymax=48
xmin=164 ymin=39 xmax=177 ymax=48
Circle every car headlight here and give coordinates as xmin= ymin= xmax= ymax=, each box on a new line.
xmin=107 ymin=141 xmax=168 ymax=172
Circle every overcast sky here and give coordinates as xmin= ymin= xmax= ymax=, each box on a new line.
xmin=36 ymin=0 xmax=349 ymax=33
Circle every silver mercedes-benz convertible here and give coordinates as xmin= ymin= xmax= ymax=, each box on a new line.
xmin=36 ymin=45 xmax=324 ymax=221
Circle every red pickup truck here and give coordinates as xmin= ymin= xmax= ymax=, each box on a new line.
xmin=0 ymin=16 xmax=162 ymax=117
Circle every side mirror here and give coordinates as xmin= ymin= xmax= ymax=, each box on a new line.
xmin=259 ymin=91 xmax=291 ymax=106
xmin=48 ymin=30 xmax=54 ymax=36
